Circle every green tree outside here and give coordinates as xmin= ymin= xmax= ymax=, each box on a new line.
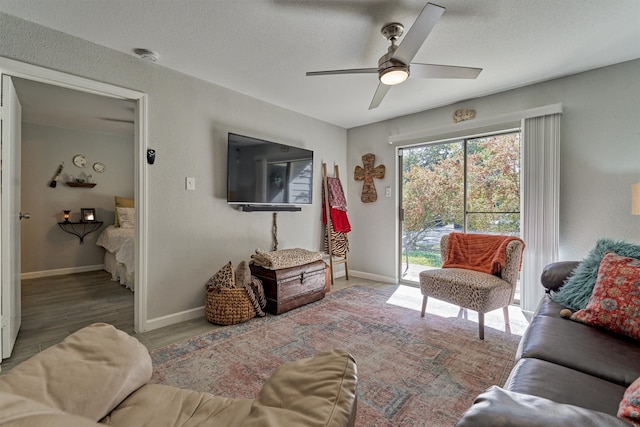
xmin=402 ymin=133 xmax=520 ymax=270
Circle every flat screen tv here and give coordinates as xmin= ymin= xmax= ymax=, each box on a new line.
xmin=227 ymin=133 xmax=314 ymax=206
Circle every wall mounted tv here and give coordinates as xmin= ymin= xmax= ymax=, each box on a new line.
xmin=227 ymin=133 xmax=314 ymax=209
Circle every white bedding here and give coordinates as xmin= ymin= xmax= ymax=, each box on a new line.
xmin=97 ymin=225 xmax=135 ymax=290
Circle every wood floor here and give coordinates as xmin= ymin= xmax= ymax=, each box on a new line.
xmin=1 ymin=269 xmax=396 ymax=372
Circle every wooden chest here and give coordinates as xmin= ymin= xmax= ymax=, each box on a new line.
xmin=250 ymin=260 xmax=327 ymax=315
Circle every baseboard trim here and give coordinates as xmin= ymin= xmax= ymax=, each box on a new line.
xmin=21 ymin=265 xmax=104 ymax=280
xmin=348 ymin=270 xmax=398 ymax=284
xmin=331 ymin=269 xmax=346 ymax=279
xmin=144 ymin=306 xmax=205 ymax=332
xmin=143 ymin=270 xmax=397 ymax=331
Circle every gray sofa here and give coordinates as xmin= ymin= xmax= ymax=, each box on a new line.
xmin=456 ymin=261 xmax=639 ymax=426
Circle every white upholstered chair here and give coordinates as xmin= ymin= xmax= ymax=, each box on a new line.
xmin=419 ymin=234 xmax=524 ymax=340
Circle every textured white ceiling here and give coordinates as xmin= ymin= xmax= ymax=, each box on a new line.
xmin=2 ymin=0 xmax=640 ymax=129
xmin=12 ymin=78 xmax=136 ymax=136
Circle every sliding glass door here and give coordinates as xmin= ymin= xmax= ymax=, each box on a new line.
xmin=400 ymin=141 xmax=464 ymax=280
xmin=400 ymin=131 xmax=521 ymax=285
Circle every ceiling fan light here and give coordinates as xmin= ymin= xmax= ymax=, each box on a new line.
xmin=380 ymin=67 xmax=409 ymax=85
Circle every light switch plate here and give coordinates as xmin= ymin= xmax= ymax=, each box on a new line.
xmin=186 ymin=177 xmax=196 ymax=190
xmin=385 ymin=186 xmax=391 ymax=197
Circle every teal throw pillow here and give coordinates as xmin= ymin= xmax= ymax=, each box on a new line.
xmin=551 ymin=238 xmax=640 ymax=311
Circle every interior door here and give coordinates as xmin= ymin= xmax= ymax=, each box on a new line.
xmin=1 ymin=74 xmax=23 ymax=359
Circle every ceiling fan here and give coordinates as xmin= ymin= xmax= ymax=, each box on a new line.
xmin=306 ymin=2 xmax=482 ymax=110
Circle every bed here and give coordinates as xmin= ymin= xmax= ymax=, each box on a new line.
xmin=97 ymin=225 xmax=135 ymax=291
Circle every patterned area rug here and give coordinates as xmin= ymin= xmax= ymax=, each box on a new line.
xmin=151 ymin=285 xmax=522 ymax=426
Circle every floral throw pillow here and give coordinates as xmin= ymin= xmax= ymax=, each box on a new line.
xmin=206 ymin=261 xmax=236 ymax=289
xmin=552 ymin=239 xmax=640 ymax=311
xmin=570 ymin=252 xmax=640 ymax=340
xmin=619 ymin=376 xmax=640 ymax=426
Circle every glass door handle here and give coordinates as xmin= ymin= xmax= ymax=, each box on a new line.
xmin=19 ymin=212 xmax=31 ymax=220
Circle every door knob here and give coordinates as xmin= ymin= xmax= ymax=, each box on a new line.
xmin=19 ymin=212 xmax=31 ymax=220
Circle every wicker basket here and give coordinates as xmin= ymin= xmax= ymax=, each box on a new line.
xmin=205 ymin=286 xmax=256 ymax=325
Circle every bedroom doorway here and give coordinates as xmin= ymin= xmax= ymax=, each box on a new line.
xmin=0 ymin=57 xmax=148 ymax=361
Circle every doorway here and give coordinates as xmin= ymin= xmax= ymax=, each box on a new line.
xmin=0 ymin=57 xmax=148 ymax=361
xmin=399 ymin=130 xmax=522 ymax=284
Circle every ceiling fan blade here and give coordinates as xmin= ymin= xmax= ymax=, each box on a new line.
xmin=369 ymin=83 xmax=391 ymax=110
xmin=392 ymin=2 xmax=445 ymax=65
xmin=306 ymin=68 xmax=378 ymax=76
xmin=410 ymin=63 xmax=482 ymax=79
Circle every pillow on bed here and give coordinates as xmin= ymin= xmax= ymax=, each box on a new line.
xmin=116 ymin=207 xmax=135 ymax=229
xmin=114 ymin=196 xmax=134 ymax=227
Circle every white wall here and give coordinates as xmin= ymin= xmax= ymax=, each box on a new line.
xmin=21 ymin=123 xmax=134 ymax=274
xmin=347 ymin=59 xmax=640 ymax=282
xmin=1 ymin=13 xmax=347 ymax=325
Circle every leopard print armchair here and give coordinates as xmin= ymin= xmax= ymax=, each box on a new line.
xmin=420 ymin=234 xmax=524 ymax=340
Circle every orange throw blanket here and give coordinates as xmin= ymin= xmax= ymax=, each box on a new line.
xmin=442 ymin=232 xmax=524 ymax=275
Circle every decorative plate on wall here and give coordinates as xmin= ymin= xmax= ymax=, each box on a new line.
xmin=93 ymin=162 xmax=106 ymax=173
xmin=72 ymin=154 xmax=87 ymax=168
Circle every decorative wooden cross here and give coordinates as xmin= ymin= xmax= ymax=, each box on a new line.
xmin=354 ymin=153 xmax=385 ymax=203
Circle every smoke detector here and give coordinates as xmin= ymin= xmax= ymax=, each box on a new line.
xmin=134 ymin=48 xmax=159 ymax=62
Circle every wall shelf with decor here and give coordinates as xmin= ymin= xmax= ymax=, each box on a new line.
xmin=57 ymin=221 xmax=103 ymax=244
xmin=66 ymin=182 xmax=96 ymax=188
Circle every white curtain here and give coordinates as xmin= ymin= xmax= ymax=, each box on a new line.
xmin=520 ymin=113 xmax=561 ymax=315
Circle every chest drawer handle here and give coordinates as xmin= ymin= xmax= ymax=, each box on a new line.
xmin=300 ymin=272 xmax=305 ymax=283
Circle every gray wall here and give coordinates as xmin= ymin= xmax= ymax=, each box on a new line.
xmin=1 ymin=13 xmax=347 ymax=324
xmin=3 ymin=11 xmax=639 ymax=327
xmin=21 ymin=123 xmax=134 ymax=274
xmin=346 ymin=59 xmax=640 ymax=281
